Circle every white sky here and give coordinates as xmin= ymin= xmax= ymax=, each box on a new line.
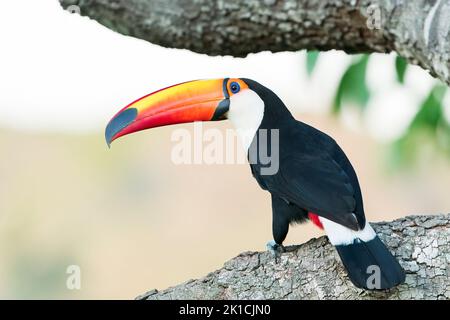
xmin=0 ymin=0 xmax=444 ymax=141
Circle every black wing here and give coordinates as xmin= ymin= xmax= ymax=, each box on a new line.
xmin=258 ymin=153 xmax=361 ymax=230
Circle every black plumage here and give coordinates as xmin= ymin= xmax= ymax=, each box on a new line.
xmin=244 ymin=78 xmax=364 ymax=232
xmin=242 ymin=79 xmax=405 ymax=289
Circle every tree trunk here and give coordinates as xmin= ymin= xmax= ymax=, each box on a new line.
xmin=135 ymin=214 xmax=450 ymax=300
xmin=60 ymin=0 xmax=450 ymax=84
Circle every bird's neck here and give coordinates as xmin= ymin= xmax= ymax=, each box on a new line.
xmin=228 ymin=89 xmax=294 ymax=152
xmin=228 ymin=90 xmax=265 ymax=151
xmin=241 ymin=78 xmax=294 ymax=129
xmin=229 ymin=102 xmax=293 ymax=154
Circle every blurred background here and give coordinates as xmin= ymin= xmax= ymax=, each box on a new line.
xmin=1 ymin=1 xmax=450 ymax=299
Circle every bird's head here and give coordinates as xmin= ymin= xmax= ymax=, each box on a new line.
xmin=105 ymin=77 xmax=294 ymax=149
xmin=106 ymin=78 xmax=259 ymax=146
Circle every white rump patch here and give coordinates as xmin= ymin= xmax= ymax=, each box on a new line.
xmin=319 ymin=217 xmax=376 ymax=246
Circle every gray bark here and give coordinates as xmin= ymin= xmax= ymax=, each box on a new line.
xmin=136 ymin=214 xmax=450 ymax=300
xmin=60 ymin=0 xmax=450 ymax=84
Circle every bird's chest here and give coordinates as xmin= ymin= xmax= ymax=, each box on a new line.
xmin=249 ymin=163 xmax=269 ymax=190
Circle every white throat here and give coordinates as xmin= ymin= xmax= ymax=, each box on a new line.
xmin=227 ymin=90 xmax=265 ymax=151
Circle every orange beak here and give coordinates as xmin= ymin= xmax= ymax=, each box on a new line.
xmin=105 ymin=79 xmax=230 ymax=146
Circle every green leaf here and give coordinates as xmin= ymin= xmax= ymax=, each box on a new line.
xmin=395 ymin=56 xmax=408 ymax=84
xmin=306 ymin=51 xmax=320 ymax=77
xmin=388 ymin=134 xmax=416 ymax=169
xmin=389 ymin=84 xmax=448 ymax=168
xmin=333 ymin=55 xmax=370 ymax=113
xmin=409 ymin=84 xmax=447 ymax=131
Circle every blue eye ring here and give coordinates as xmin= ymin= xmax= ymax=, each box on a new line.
xmin=230 ymin=81 xmax=240 ymax=94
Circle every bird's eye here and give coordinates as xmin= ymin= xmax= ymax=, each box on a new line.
xmin=230 ymin=82 xmax=240 ymax=94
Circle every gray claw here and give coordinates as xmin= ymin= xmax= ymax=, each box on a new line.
xmin=266 ymin=240 xmax=285 ymax=263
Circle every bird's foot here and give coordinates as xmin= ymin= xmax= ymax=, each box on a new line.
xmin=266 ymin=240 xmax=285 ymax=263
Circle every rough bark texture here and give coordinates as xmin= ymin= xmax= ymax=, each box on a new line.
xmin=60 ymin=0 xmax=450 ymax=84
xmin=136 ymin=214 xmax=450 ymax=300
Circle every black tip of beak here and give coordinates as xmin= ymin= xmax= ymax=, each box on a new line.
xmin=105 ymin=108 xmax=138 ymax=147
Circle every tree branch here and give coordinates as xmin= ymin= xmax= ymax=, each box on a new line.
xmin=136 ymin=214 xmax=450 ymax=300
xmin=60 ymin=0 xmax=450 ymax=84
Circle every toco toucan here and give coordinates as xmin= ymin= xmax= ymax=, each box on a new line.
xmin=105 ymin=78 xmax=405 ymax=290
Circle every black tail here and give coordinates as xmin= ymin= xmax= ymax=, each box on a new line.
xmin=335 ymin=236 xmax=405 ymax=289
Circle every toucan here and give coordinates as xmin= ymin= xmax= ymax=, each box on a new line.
xmin=105 ymin=78 xmax=405 ymax=290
